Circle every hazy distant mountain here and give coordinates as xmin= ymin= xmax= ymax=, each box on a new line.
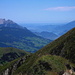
xmin=53 ymin=20 xmax=75 ymax=35
xmin=23 ymin=21 xmax=75 ymax=37
xmin=0 ymin=19 xmax=51 ymax=53
xmin=34 ymin=31 xmax=58 ymax=40
xmin=0 ymin=19 xmax=23 ymax=28
xmin=60 ymin=20 xmax=75 ymax=35
xmin=23 ymin=24 xmax=57 ymax=32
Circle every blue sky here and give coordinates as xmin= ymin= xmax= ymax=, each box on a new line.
xmin=0 ymin=0 xmax=75 ymax=24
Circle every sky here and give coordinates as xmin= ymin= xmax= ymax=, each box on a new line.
xmin=0 ymin=0 xmax=75 ymax=24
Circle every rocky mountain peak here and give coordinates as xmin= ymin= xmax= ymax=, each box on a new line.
xmin=0 ymin=19 xmax=6 ymax=24
xmin=5 ymin=19 xmax=15 ymax=24
xmin=0 ymin=18 xmax=23 ymax=29
xmin=0 ymin=19 xmax=15 ymax=24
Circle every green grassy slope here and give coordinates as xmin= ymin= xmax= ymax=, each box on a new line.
xmin=0 ymin=57 xmax=20 ymax=73
xmin=14 ymin=55 xmax=75 ymax=75
xmin=36 ymin=27 xmax=75 ymax=63
xmin=13 ymin=28 xmax=75 ymax=75
xmin=0 ymin=47 xmax=29 ymax=64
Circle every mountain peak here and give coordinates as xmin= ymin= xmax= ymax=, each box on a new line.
xmin=0 ymin=18 xmax=23 ymax=28
xmin=6 ymin=19 xmax=15 ymax=24
xmin=0 ymin=18 xmax=14 ymax=23
xmin=0 ymin=18 xmax=6 ymax=24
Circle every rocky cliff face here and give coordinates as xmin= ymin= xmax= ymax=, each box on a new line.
xmin=0 ymin=55 xmax=30 ymax=75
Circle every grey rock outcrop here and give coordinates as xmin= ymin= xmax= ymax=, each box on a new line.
xmin=0 ymin=55 xmax=30 ymax=75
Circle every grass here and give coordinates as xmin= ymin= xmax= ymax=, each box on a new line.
xmin=0 ymin=47 xmax=29 ymax=64
xmin=13 ymin=28 xmax=75 ymax=75
xmin=35 ymin=28 xmax=75 ymax=63
xmin=14 ymin=55 xmax=75 ymax=75
xmin=0 ymin=57 xmax=20 ymax=72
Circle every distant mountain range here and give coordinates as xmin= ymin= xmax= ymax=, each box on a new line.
xmin=53 ymin=20 xmax=75 ymax=35
xmin=34 ymin=31 xmax=58 ymax=40
xmin=24 ymin=21 xmax=75 ymax=37
xmin=24 ymin=24 xmax=57 ymax=32
xmin=0 ymin=19 xmax=51 ymax=53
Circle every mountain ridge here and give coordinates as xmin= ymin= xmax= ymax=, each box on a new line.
xmin=53 ymin=20 xmax=75 ymax=35
xmin=37 ymin=27 xmax=75 ymax=63
xmin=0 ymin=19 xmax=51 ymax=53
xmin=0 ymin=19 xmax=24 ymax=29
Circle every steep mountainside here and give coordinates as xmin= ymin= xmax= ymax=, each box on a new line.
xmin=0 ymin=47 xmax=28 ymax=64
xmin=0 ymin=19 xmax=51 ymax=53
xmin=11 ymin=27 xmax=75 ymax=75
xmin=37 ymin=27 xmax=75 ymax=63
xmin=1 ymin=55 xmax=75 ymax=75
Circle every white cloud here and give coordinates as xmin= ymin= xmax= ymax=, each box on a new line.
xmin=44 ymin=6 xmax=75 ymax=11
